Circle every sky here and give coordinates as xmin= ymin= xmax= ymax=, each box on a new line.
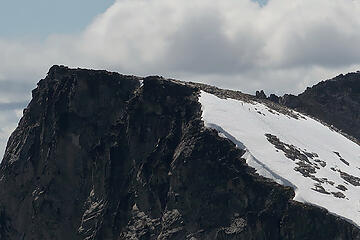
xmin=0 ymin=0 xmax=360 ymax=158
xmin=0 ymin=0 xmax=113 ymax=38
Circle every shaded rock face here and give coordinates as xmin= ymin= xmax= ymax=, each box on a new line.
xmin=280 ymin=72 xmax=360 ymax=141
xmin=0 ymin=66 xmax=359 ymax=239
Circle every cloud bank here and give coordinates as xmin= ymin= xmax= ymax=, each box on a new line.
xmin=1 ymin=0 xmax=360 ymax=158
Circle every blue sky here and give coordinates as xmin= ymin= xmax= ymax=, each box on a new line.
xmin=0 ymin=0 xmax=114 ymax=38
xmin=0 ymin=0 xmax=268 ymax=38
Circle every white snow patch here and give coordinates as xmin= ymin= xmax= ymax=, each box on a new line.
xmin=199 ymin=91 xmax=360 ymax=227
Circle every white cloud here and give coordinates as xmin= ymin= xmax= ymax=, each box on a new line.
xmin=1 ymin=0 xmax=360 ymax=158
xmin=2 ymin=0 xmax=360 ymax=93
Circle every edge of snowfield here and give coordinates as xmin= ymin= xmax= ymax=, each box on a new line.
xmin=199 ymin=90 xmax=360 ymax=227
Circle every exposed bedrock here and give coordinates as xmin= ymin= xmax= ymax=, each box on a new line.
xmin=0 ymin=66 xmax=359 ymax=239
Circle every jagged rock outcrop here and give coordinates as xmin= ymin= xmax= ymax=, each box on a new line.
xmin=0 ymin=66 xmax=359 ymax=239
xmin=279 ymin=72 xmax=360 ymax=141
xmin=255 ymin=90 xmax=267 ymax=99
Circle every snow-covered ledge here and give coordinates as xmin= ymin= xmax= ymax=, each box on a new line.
xmin=199 ymin=90 xmax=360 ymax=227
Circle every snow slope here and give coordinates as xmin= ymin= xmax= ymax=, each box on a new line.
xmin=199 ymin=91 xmax=360 ymax=226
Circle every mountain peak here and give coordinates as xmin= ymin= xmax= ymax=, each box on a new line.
xmin=0 ymin=67 xmax=359 ymax=239
xmin=279 ymin=71 xmax=360 ymax=141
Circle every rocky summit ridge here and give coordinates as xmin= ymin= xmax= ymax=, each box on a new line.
xmin=0 ymin=65 xmax=359 ymax=239
xmin=258 ymin=71 xmax=360 ymax=142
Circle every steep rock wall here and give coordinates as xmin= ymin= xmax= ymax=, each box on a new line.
xmin=0 ymin=66 xmax=359 ymax=239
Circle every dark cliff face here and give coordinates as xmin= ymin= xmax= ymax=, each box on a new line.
xmin=0 ymin=66 xmax=359 ymax=240
xmin=280 ymin=72 xmax=360 ymax=141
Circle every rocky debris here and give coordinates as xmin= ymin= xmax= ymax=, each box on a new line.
xmin=265 ymin=134 xmax=314 ymax=166
xmin=309 ymin=177 xmax=334 ymax=186
xmin=303 ymin=151 xmax=319 ymax=159
xmin=294 ymin=162 xmax=317 ymax=178
xmin=256 ymin=111 xmax=265 ymax=116
xmin=279 ymin=71 xmax=360 ymax=142
xmin=264 ymin=134 xmax=342 ymax=196
xmin=0 ymin=66 xmax=359 ymax=239
xmin=266 ymin=108 xmax=280 ymax=116
xmin=320 ymin=178 xmax=335 ymax=186
xmin=264 ymin=134 xmax=333 ymax=185
xmin=314 ymin=159 xmax=327 ymax=168
xmin=119 ymin=204 xmax=161 ymax=239
xmin=336 ymin=185 xmax=348 ymax=191
xmin=185 ymin=81 xmax=304 ymax=120
xmin=78 ymin=189 xmax=106 ymax=239
xmin=185 ymin=81 xmax=254 ymax=103
xmin=340 ymin=159 xmax=350 ymax=166
xmin=331 ymin=192 xmax=346 ymax=199
xmin=157 ymin=209 xmax=185 ymax=239
xmin=216 ymin=217 xmax=247 ymax=238
xmin=333 ymin=151 xmax=350 ymax=166
xmin=339 ymin=171 xmax=360 ymax=187
xmin=312 ymin=184 xmax=331 ymax=195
